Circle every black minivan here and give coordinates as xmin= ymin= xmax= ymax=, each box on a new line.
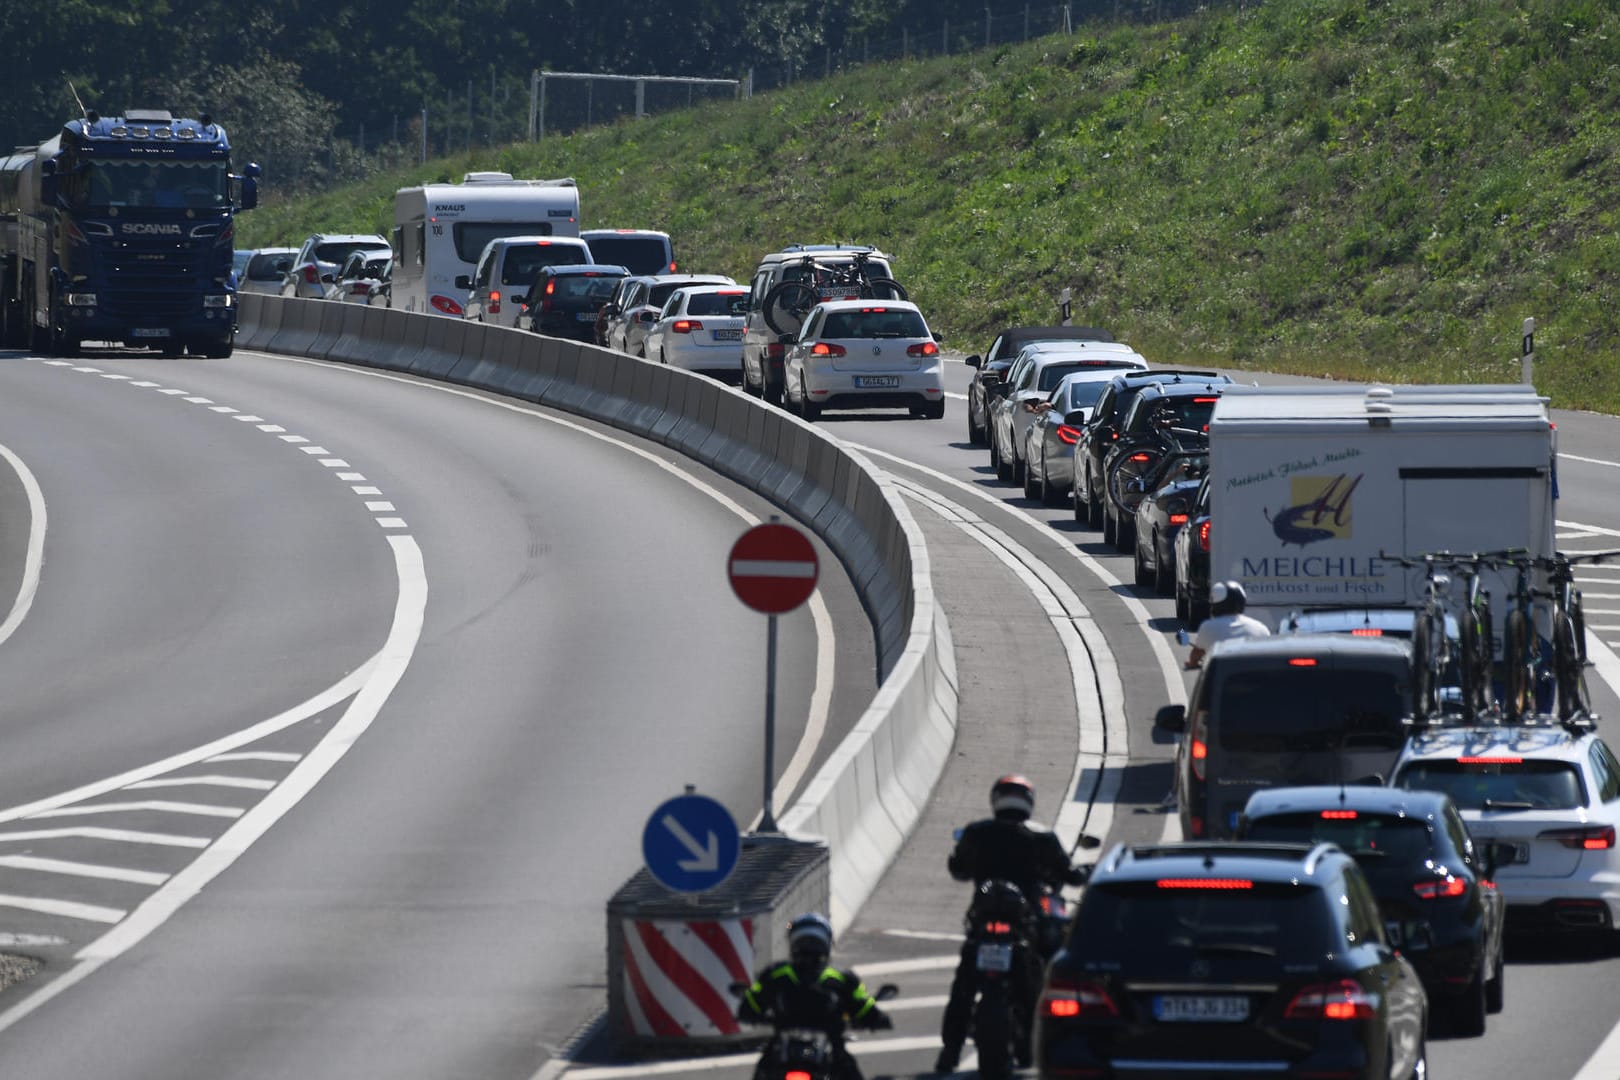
xmin=1156 ymin=635 xmax=1414 ymax=839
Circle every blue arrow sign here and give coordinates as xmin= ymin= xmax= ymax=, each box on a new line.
xmin=642 ymin=793 xmax=741 ymax=893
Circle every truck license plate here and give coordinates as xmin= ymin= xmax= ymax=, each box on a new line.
xmin=975 ymin=943 xmax=1013 ymax=973
xmin=575 ymin=312 xmax=597 ymax=322
xmin=855 ymin=376 xmax=900 ymax=389
xmin=1153 ymin=995 xmax=1249 ymax=1022
xmin=131 ymin=328 xmax=171 ymax=338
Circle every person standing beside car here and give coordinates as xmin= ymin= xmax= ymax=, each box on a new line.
xmin=1185 ymin=580 xmax=1270 ymax=668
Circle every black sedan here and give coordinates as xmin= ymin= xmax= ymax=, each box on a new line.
xmin=964 ymin=324 xmax=1113 ymax=446
xmin=1131 ymin=450 xmax=1207 ymax=594
xmin=1239 ymin=785 xmax=1508 ymax=1038
xmin=1173 ymin=475 xmax=1212 ymax=627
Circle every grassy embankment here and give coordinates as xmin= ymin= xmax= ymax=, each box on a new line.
xmin=241 ymin=0 xmax=1620 ymax=414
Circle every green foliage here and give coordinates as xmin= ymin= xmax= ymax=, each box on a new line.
xmin=238 ymin=0 xmax=1620 ymax=412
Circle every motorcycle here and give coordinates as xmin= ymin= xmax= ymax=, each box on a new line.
xmin=966 ymin=879 xmax=1038 ymax=1080
xmin=732 ymin=981 xmax=898 ymax=1080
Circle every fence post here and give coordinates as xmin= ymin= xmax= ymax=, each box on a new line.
xmin=420 ymin=107 xmax=427 ymax=163
xmin=1065 ymin=4 xmax=1072 ymax=34
xmin=902 ymin=27 xmax=908 ymax=58
xmin=986 ymin=6 xmax=992 ymax=47
xmin=944 ymin=19 xmax=950 ymax=54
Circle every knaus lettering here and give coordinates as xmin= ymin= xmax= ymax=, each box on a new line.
xmin=433 ymin=203 xmax=464 ymax=213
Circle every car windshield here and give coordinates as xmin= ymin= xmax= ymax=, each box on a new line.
xmin=504 ymin=245 xmax=587 ymax=284
xmin=584 ymin=237 xmax=670 ymax=275
xmin=1055 ymin=379 xmax=1110 ymax=411
xmin=1145 ymin=453 xmax=1208 ymax=489
xmin=1135 ymin=395 xmax=1220 ymax=432
xmin=1216 ymin=669 xmax=1408 ymax=752
xmin=315 ymin=242 xmax=385 ymax=266
xmin=454 ymin=223 xmax=554 ymax=263
xmin=1244 ymin=813 xmax=1434 ymax=862
xmin=1038 ymin=360 xmax=1121 ymax=392
xmin=548 ymin=273 xmax=621 ymax=301
xmin=1395 ymin=760 xmax=1586 ymax=811
xmin=246 ymin=253 xmax=293 ymax=281
xmin=68 ymin=159 xmax=229 ymax=211
xmin=686 ymin=291 xmax=748 ymax=317
xmin=1072 ymin=881 xmax=1336 ymax=966
xmin=821 ymin=309 xmax=928 ymax=339
xmin=347 ymin=258 xmax=389 ymax=279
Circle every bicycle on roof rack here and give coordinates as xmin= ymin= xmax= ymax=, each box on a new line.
xmin=1383 ymin=552 xmax=1464 ymax=722
xmin=761 ymin=250 xmax=907 ymax=336
xmin=1488 ymin=549 xmax=1620 ymax=722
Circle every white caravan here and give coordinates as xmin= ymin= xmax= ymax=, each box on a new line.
xmin=389 ymin=172 xmax=580 ymax=317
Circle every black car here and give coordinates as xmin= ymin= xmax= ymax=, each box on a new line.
xmin=1173 ymin=474 xmax=1213 ymax=627
xmin=964 ymin=324 xmax=1113 ymax=446
xmin=1131 ymin=449 xmax=1207 ymax=594
xmin=1238 ymin=785 xmax=1507 ymax=1037
xmin=1098 ymin=379 xmax=1226 ymax=551
xmin=517 ymin=264 xmax=631 ymax=342
xmin=1072 ymin=369 xmax=1224 ymax=530
xmin=1036 ymin=841 xmax=1428 ymax=1079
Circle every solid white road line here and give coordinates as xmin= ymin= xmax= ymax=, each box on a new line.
xmin=26 ymin=801 xmax=243 ymax=820
xmin=124 ymin=776 xmax=277 ymax=792
xmin=0 ymin=854 xmax=168 ymax=885
xmin=1561 ymin=453 xmax=1620 ymax=469
xmin=205 ymin=751 xmax=301 ymax=763
xmin=0 ymin=827 xmax=209 ymax=848
xmin=0 ymin=442 xmax=47 ymax=651
xmin=0 ymin=895 xmax=125 ymax=924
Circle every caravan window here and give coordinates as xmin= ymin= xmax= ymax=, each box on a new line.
xmin=454 ymin=222 xmax=553 ymax=262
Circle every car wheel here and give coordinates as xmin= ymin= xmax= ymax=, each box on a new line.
xmin=1039 ymin=465 xmax=1063 ymax=508
xmin=1133 ymin=538 xmax=1154 ymax=588
xmin=968 ymin=403 xmax=985 ymax=445
xmin=1189 ymin=597 xmax=1209 ymax=630
xmin=1154 ymin=537 xmax=1175 ymax=596
xmin=1102 ymin=500 xmax=1118 ymax=546
xmin=657 ymin=348 xmax=666 ymax=366
xmin=1023 ymin=456 xmax=1042 ymax=500
xmin=1449 ymin=966 xmax=1488 ymax=1037
xmin=925 ymin=399 xmax=945 ymax=420
xmin=1175 ymin=580 xmax=1190 ymax=623
xmin=1085 ymin=470 xmax=1104 ymax=527
xmin=1011 ymin=447 xmax=1026 ymax=487
xmin=1114 ymin=506 xmax=1135 ymax=552
xmin=1485 ymin=945 xmax=1504 ymax=1013
xmin=799 ymin=379 xmax=820 ymax=421
xmin=763 ymin=375 xmax=783 ymax=408
xmin=1072 ymin=478 xmax=1087 ymax=522
xmin=994 ymin=435 xmax=1014 ymax=483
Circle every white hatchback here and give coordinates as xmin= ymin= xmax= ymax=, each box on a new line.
xmin=783 ymin=299 xmax=945 ymax=420
xmin=643 ymin=285 xmax=750 ymax=381
xmin=1392 ymin=719 xmax=1620 ymax=931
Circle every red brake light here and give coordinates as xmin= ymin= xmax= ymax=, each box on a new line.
xmin=303 ymin=265 xmax=319 ymax=283
xmin=1288 ymin=658 xmax=1318 ymax=667
xmin=811 ymin=342 xmax=847 ymax=357
xmin=1458 ymin=756 xmax=1522 ymax=764
xmin=430 ymin=295 xmax=465 ymax=316
xmin=1198 ymin=519 xmax=1211 ymax=552
xmin=1413 ymin=876 xmax=1469 ymax=899
xmin=1156 ymin=878 xmax=1253 ymax=890
xmin=1192 ymin=396 xmax=1220 ymax=403
xmin=544 ymin=280 xmax=556 ymax=296
xmin=983 ymin=920 xmax=1014 ymax=934
xmin=1543 ymin=825 xmax=1617 ymax=850
xmin=1284 ymin=979 xmax=1377 ymax=1021
xmin=1321 ymin=810 xmax=1358 ymax=819
xmin=489 ymin=289 xmax=501 ymax=314
xmin=1057 ymin=425 xmax=1083 ymax=445
xmin=786 ymin=1072 xmax=812 ymax=1080
xmin=1040 ymin=975 xmax=1119 ymax=1019
xmin=907 ymin=341 xmax=940 ymax=357
xmin=672 ymin=319 xmax=703 ymax=334
xmin=1350 ymin=627 xmax=1384 ymax=637
xmin=1169 ymin=513 xmax=1188 ymax=525
xmin=860 ymin=307 xmax=889 ymax=313
xmin=1128 ymin=452 xmax=1152 ymax=463
xmin=353 ymin=282 xmax=371 ymax=295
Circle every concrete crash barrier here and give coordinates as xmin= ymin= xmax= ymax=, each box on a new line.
xmin=237 ymin=298 xmax=960 ymax=942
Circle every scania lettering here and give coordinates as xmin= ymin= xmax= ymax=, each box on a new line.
xmin=0 ymin=107 xmax=259 ymax=357
xmin=390 ymin=172 xmax=580 ymax=317
xmin=1207 ymin=384 xmax=1557 ymax=635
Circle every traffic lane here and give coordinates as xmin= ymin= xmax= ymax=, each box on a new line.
xmin=0 ymin=351 xmax=878 ymax=1080
xmin=0 ymin=427 xmax=28 ymax=627
xmin=0 ymin=354 xmax=396 ymax=812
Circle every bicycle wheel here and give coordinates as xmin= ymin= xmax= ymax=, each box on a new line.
xmin=1553 ymin=612 xmax=1591 ymax=719
xmin=1572 ymin=589 xmax=1589 ymax=664
xmin=859 ymin=276 xmax=909 ymax=302
xmin=1458 ymin=609 xmax=1485 ymax=718
xmin=761 ymin=281 xmax=819 ymax=336
xmin=1502 ymin=609 xmax=1535 ymax=721
xmin=1412 ymin=609 xmax=1437 ymax=718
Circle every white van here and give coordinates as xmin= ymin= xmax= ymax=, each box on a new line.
xmin=462 ymin=236 xmax=595 ymax=327
xmin=389 ymin=173 xmax=580 ymax=318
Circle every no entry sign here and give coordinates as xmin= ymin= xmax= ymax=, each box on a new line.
xmin=728 ymin=523 xmax=819 ymax=614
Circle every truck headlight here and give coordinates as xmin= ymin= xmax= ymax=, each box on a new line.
xmin=203 ymin=294 xmax=234 ymax=309
xmin=65 ymin=293 xmax=97 ymax=307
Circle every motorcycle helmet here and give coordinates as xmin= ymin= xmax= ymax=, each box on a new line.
xmin=787 ymin=912 xmax=833 ymax=975
xmin=1210 ymin=579 xmax=1247 ymax=617
xmin=990 ymin=774 xmax=1036 ymax=820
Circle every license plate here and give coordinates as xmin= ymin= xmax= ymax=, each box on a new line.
xmin=976 ymin=943 xmax=1013 ymax=973
xmin=131 ymin=328 xmax=171 ymax=338
xmin=575 ymin=312 xmax=597 ymax=322
xmin=855 ymin=376 xmax=900 ymax=389
xmin=817 ymin=287 xmax=858 ymax=300
xmin=711 ymin=329 xmax=743 ymax=341
xmin=1153 ymin=995 xmax=1249 ymax=1023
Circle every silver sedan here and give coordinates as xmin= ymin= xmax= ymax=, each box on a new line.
xmin=1020 ymin=370 xmax=1124 ymax=506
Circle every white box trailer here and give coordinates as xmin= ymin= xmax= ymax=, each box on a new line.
xmin=389 ymin=172 xmax=580 ymax=317
xmin=1207 ymin=383 xmax=1558 ymax=636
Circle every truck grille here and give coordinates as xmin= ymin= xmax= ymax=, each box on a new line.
xmin=100 ymin=290 xmax=198 ymax=318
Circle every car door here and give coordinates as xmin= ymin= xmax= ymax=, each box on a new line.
xmin=786 ymin=306 xmax=825 ymax=396
xmin=466 ymin=246 xmax=498 ymax=321
xmin=1345 ymin=870 xmax=1426 ymax=1077
xmin=645 ymin=290 xmax=684 ymax=361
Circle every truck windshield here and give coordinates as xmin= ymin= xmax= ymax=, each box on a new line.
xmin=70 ymin=160 xmax=228 ymax=211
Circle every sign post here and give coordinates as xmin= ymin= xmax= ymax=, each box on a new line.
xmin=1521 ymin=316 xmax=1536 ymax=386
xmin=728 ymin=517 xmax=819 ymax=833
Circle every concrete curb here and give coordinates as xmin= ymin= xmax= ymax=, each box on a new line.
xmin=236 ymin=295 xmax=959 ymax=932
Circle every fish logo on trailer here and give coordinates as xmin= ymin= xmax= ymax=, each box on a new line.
xmin=1264 ymin=473 xmax=1362 ymax=548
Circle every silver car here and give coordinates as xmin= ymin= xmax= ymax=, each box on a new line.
xmin=990 ymin=342 xmax=1148 ymax=485
xmin=237 ymin=247 xmax=298 ymax=296
xmin=1020 ymin=369 xmax=1130 ymax=505
xmin=643 ymin=285 xmax=750 ymax=381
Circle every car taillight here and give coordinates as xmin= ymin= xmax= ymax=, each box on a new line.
xmin=982 ymin=920 xmax=1014 ymax=935
xmin=1413 ymin=875 xmax=1469 ymax=899
xmin=1284 ymin=979 xmax=1377 ymax=1021
xmin=1057 ymin=425 xmax=1083 ymax=445
xmin=1156 ymin=878 xmax=1253 ymax=890
xmin=1169 ymin=513 xmax=1188 ymax=525
xmin=1040 ymin=975 xmax=1119 ymax=1019
xmin=786 ymin=1072 xmax=812 ymax=1080
xmin=907 ymin=341 xmax=940 ymax=357
xmin=1321 ymin=810 xmax=1358 ymax=819
xmin=303 ymin=265 xmax=319 ymax=283
xmin=1351 ymin=627 xmax=1384 ymax=637
xmin=765 ymin=343 xmax=785 ymax=360
xmin=1198 ymin=519 xmax=1210 ymax=552
xmin=811 ymin=342 xmax=847 ymax=357
xmin=489 ymin=289 xmax=501 ymax=314
xmin=1458 ymin=756 xmax=1522 ymax=764
xmin=1128 ymin=452 xmax=1152 ymax=463
xmin=672 ymin=319 xmax=703 ymax=334
xmin=1543 ymin=825 xmax=1617 ymax=850
xmin=1191 ymin=710 xmax=1208 ymax=782
xmin=1288 ymin=657 xmax=1318 ymax=667
xmin=353 ymin=282 xmax=371 ymax=295
xmin=430 ymin=295 xmax=465 ymax=316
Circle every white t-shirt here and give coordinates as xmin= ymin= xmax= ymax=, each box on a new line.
xmin=1193 ymin=613 xmax=1271 ymax=654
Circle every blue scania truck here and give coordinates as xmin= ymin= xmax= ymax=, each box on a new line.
xmin=0 ymin=108 xmax=260 ymax=358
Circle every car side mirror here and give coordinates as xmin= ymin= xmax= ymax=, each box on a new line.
xmin=780 ymin=333 xmax=797 ymax=346
xmin=639 ymin=311 xmax=657 ymax=322
xmin=1075 ymin=832 xmax=1102 ymax=850
xmin=966 ymin=354 xmax=982 ymax=369
xmin=1063 ymin=410 xmax=1088 ymax=427
xmin=454 ymin=275 xmax=471 ymax=289
xmin=1154 ymin=703 xmax=1187 ymax=733
xmin=933 ymin=331 xmax=944 ymax=343
xmin=1485 ymin=841 xmax=1515 ymax=876
xmin=321 ymin=273 xmax=335 ymax=283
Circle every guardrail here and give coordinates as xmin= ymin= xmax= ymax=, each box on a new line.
xmin=236 ymin=296 xmax=959 ymax=929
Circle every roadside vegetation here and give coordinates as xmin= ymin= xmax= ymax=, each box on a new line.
xmin=241 ymin=0 xmax=1620 ymax=414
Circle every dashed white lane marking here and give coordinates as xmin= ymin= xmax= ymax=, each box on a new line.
xmin=882 ymin=928 xmax=965 ymax=943
xmin=299 ymin=446 xmax=332 ymax=455
xmin=209 ymin=406 xmax=237 ymax=414
xmin=156 ymin=388 xmax=187 ymax=396
xmin=256 ymin=423 xmax=286 ymax=432
xmin=0 ymin=895 xmax=125 ymax=924
xmin=69 ymin=366 xmax=101 ymax=373
xmin=337 ymin=472 xmax=367 ymax=481
xmin=319 ymin=458 xmax=351 ymax=467
xmin=206 ymin=751 xmax=301 ymax=763
xmin=1562 ymin=453 xmax=1620 ymax=469
xmin=130 ymin=380 xmax=161 ymax=387
xmin=99 ymin=374 xmax=131 ymax=381
xmin=0 ymin=855 xmax=168 ymax=886
xmin=376 ymin=518 xmax=408 ymax=529
xmin=125 ymin=775 xmax=277 ymax=792
xmin=26 ymin=800 xmax=243 ymax=820
xmin=0 ymin=827 xmax=209 ymax=848
xmin=279 ymin=435 xmax=309 ymax=444
xmin=182 ymin=396 xmax=212 ymax=403
xmin=365 ymin=501 xmax=396 ymax=512
xmin=352 ymin=485 xmax=382 ymax=495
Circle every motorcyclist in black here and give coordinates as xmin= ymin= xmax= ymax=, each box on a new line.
xmin=935 ymin=774 xmax=1087 ymax=1075
xmin=738 ymin=912 xmax=893 ymax=1080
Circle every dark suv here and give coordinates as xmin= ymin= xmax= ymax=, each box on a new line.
xmin=1155 ymin=635 xmax=1414 ymax=840
xmin=1098 ymin=379 xmax=1226 ymax=550
xmin=1037 ymin=841 xmax=1428 ymax=1079
xmin=1073 ymin=369 xmax=1225 ymax=530
xmin=1239 ymin=786 xmax=1506 ymax=1037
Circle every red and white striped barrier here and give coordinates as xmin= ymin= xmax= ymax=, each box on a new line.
xmin=620 ymin=916 xmax=755 ymax=1040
